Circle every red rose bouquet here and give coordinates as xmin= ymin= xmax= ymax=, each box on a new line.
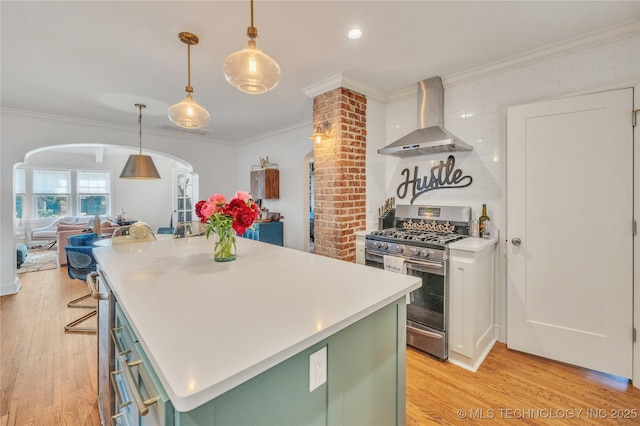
xmin=195 ymin=191 xmax=260 ymax=261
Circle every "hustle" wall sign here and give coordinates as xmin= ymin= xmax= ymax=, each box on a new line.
xmin=396 ymin=155 xmax=473 ymax=204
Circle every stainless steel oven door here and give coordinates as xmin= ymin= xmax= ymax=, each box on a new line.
xmin=405 ymin=259 xmax=448 ymax=359
xmin=405 ymin=260 xmax=445 ymax=330
xmin=364 ymin=249 xmax=449 ymax=359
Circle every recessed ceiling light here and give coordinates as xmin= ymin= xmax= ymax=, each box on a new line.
xmin=348 ymin=29 xmax=362 ymax=40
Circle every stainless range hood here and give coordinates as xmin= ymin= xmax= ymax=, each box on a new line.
xmin=378 ymin=77 xmax=472 ymax=157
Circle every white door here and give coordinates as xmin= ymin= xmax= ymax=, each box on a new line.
xmin=506 ymin=88 xmax=633 ymax=378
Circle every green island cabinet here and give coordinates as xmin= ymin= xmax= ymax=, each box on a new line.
xmin=115 ymin=296 xmax=407 ymax=425
xmin=94 ymin=237 xmax=419 ymax=426
xmin=179 ymin=299 xmax=405 ymax=425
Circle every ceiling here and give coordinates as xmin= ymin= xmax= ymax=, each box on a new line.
xmin=2 ymin=1 xmax=638 ymax=145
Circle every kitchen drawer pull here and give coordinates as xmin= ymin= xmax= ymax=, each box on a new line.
xmin=87 ymin=272 xmax=109 ymax=300
xmin=110 ymin=370 xmax=131 ymax=410
xmin=110 ymin=327 xmax=131 ymax=356
xmin=111 ymin=412 xmax=123 ymax=426
xmin=407 ymin=324 xmax=443 ymax=339
xmin=119 ymin=355 xmax=160 ymax=416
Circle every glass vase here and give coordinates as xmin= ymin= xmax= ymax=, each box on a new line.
xmin=214 ymin=226 xmax=236 ymax=262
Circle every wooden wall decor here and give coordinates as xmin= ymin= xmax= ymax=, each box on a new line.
xmin=251 ymin=168 xmax=279 ymax=199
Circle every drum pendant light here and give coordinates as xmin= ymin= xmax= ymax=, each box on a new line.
xmin=120 ymin=104 xmax=161 ymax=180
xmin=168 ymin=32 xmax=210 ymax=128
xmin=223 ymin=0 xmax=280 ymax=94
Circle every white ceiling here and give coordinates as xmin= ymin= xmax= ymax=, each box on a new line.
xmin=2 ymin=1 xmax=639 ymax=145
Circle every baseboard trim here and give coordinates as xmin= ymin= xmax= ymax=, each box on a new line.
xmin=1 ymin=277 xmax=22 ymax=296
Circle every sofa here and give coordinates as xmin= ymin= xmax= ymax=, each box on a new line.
xmin=57 ymin=219 xmax=119 ymax=266
xmin=31 ymin=216 xmax=92 ymax=244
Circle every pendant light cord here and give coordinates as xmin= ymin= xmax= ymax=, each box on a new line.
xmin=137 ymin=105 xmax=143 ymax=155
xmin=247 ymin=0 xmax=257 ymax=39
xmin=186 ymin=42 xmax=192 ymax=92
xmin=250 ymin=0 xmax=254 ymax=29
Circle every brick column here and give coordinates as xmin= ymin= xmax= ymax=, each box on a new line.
xmin=313 ymin=88 xmax=366 ymax=262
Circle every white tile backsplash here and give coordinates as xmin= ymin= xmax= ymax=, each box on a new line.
xmin=380 ymin=35 xmax=640 ymax=232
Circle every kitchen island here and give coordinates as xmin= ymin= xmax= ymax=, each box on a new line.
xmin=94 ymin=236 xmax=420 ymax=425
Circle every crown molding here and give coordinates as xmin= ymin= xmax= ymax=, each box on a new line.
xmin=302 ymin=73 xmax=389 ymax=103
xmin=0 ymin=107 xmax=233 ymax=145
xmin=237 ymin=119 xmax=313 ymax=145
xmin=388 ymin=86 xmax=417 ymax=103
xmin=443 ymin=19 xmax=640 ymax=88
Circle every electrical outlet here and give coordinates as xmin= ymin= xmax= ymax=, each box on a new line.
xmin=309 ymin=346 xmax=327 ymax=392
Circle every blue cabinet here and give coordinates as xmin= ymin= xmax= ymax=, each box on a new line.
xmin=241 ymin=221 xmax=283 ymax=246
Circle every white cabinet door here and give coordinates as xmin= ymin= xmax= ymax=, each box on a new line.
xmin=506 ymin=88 xmax=633 ymax=378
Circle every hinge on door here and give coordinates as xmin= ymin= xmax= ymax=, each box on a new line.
xmin=634 ymin=220 xmax=637 ymax=236
xmin=634 ymin=328 xmax=637 ymax=343
xmin=633 ymin=109 xmax=640 ymax=127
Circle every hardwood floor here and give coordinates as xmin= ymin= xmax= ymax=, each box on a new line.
xmin=1 ymin=268 xmax=99 ymax=425
xmin=407 ymin=345 xmax=639 ymax=425
xmin=2 ymin=268 xmax=639 ymax=425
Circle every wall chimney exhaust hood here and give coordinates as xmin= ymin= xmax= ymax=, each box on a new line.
xmin=378 ymin=77 xmax=472 ymax=157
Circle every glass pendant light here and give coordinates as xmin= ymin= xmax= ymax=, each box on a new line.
xmin=120 ymin=104 xmax=161 ymax=180
xmin=223 ymin=0 xmax=280 ymax=94
xmin=168 ymin=32 xmax=210 ymax=128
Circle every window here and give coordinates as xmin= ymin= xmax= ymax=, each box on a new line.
xmin=78 ymin=171 xmax=110 ymax=216
xmin=33 ymin=170 xmax=70 ymax=218
xmin=14 ymin=168 xmax=25 ymax=219
xmin=176 ymin=172 xmax=193 ymax=223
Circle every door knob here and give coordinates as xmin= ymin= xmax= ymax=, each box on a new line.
xmin=511 ymin=237 xmax=521 ymax=246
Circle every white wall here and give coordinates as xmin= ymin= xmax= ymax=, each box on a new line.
xmin=235 ymin=124 xmax=314 ymax=251
xmin=386 ymin=33 xmax=640 ymax=239
xmin=383 ymin=33 xmax=640 ymax=343
xmin=1 ymin=110 xmax=237 ymax=295
xmin=365 ymin=98 xmax=389 ymax=231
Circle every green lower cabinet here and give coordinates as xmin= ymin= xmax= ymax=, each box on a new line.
xmin=174 ymin=299 xmax=406 ymax=425
xmin=328 ymin=300 xmax=406 ymax=426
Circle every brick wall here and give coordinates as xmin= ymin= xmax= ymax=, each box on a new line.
xmin=313 ymin=87 xmax=367 ymax=261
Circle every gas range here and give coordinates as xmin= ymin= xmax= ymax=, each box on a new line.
xmin=365 ymin=204 xmax=471 ymax=261
xmin=364 ymin=204 xmax=472 ymax=360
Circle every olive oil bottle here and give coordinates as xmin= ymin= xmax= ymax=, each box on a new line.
xmin=479 ymin=204 xmax=490 ymax=238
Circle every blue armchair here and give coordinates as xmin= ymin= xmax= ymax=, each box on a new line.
xmin=64 ymin=233 xmax=100 ymax=333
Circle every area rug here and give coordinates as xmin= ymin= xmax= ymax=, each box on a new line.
xmin=17 ymin=246 xmax=58 ymax=274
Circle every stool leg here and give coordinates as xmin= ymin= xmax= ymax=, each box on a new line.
xmin=67 ymin=293 xmax=95 ymax=309
xmin=65 ymin=310 xmax=97 ymax=333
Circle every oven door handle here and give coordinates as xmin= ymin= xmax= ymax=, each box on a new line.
xmin=407 ymin=324 xmax=443 ymax=340
xmin=405 ymin=260 xmax=444 ymax=270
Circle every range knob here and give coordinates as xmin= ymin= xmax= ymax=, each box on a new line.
xmin=397 ymin=245 xmax=405 ymax=253
xmin=375 ymin=241 xmax=382 ymax=249
xmin=410 ymin=247 xmax=420 ymax=255
xmin=421 ymin=249 xmax=430 ymax=258
xmin=382 ymin=243 xmax=389 ymax=250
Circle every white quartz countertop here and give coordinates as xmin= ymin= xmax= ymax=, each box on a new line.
xmin=94 ymin=237 xmax=420 ymax=412
xmin=449 ymin=236 xmax=498 ymax=252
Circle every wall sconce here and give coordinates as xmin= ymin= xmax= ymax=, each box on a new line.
xmin=309 ymin=123 xmax=331 ymax=143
